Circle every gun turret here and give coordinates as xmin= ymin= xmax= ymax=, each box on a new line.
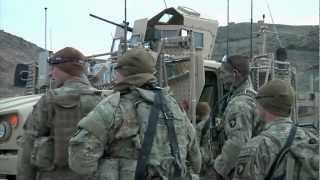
xmin=89 ymin=14 xmax=133 ymax=32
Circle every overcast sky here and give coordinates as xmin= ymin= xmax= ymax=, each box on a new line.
xmin=1 ymin=0 xmax=319 ymax=55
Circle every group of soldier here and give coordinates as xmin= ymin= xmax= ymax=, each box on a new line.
xmin=17 ymin=46 xmax=318 ymax=180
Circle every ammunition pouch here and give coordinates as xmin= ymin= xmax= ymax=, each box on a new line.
xmin=30 ymin=136 xmax=54 ymax=170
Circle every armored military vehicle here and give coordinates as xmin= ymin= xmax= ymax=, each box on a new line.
xmin=131 ymin=6 xmax=221 ymax=123
xmin=91 ymin=6 xmax=222 ymax=124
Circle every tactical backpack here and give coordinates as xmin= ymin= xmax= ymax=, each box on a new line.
xmin=31 ymin=89 xmax=109 ymax=169
xmin=264 ymin=125 xmax=319 ymax=180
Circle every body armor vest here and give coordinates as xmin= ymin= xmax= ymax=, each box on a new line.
xmin=48 ymin=89 xmax=103 ymax=168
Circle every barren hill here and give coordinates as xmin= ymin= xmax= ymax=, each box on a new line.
xmin=213 ymin=23 xmax=319 ymax=72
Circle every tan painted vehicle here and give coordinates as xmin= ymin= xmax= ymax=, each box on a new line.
xmin=91 ymin=6 xmax=223 ymax=123
xmin=0 ymin=95 xmax=42 ymax=179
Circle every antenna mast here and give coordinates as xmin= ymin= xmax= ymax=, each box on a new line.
xmin=265 ymin=0 xmax=283 ymax=47
xmin=123 ymin=0 xmax=128 ymax=53
xmin=50 ymin=28 xmax=52 ymax=51
xmin=163 ymin=0 xmax=168 ymax=8
xmin=0 ymin=0 xmax=2 ymax=30
xmin=250 ymin=0 xmax=253 ymax=60
xmin=44 ymin=7 xmax=47 ymax=50
xmin=226 ymin=0 xmax=230 ymax=58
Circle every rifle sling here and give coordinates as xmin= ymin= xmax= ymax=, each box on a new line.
xmin=159 ymin=92 xmax=183 ymax=180
xmin=134 ymin=91 xmax=183 ymax=180
xmin=135 ymin=91 xmax=162 ymax=180
xmin=264 ymin=125 xmax=297 ymax=180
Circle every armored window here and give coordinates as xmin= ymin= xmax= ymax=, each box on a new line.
xmin=130 ymin=34 xmax=141 ymax=44
xmin=200 ymin=71 xmax=219 ymax=112
xmin=193 ymin=32 xmax=204 ymax=49
xmin=159 ymin=14 xmax=173 ymax=23
xmin=160 ymin=30 xmax=178 ymax=38
xmin=111 ymin=39 xmax=121 ymax=52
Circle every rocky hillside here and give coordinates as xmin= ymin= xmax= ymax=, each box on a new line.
xmin=213 ymin=23 xmax=319 ymax=72
xmin=0 ymin=30 xmax=44 ymax=98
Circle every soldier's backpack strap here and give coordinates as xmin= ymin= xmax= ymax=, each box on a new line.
xmin=264 ymin=125 xmax=297 ymax=180
xmin=135 ymin=90 xmax=162 ymax=180
xmin=159 ymin=92 xmax=183 ymax=180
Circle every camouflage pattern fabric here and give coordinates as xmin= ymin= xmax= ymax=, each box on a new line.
xmin=233 ymin=117 xmax=319 ymax=180
xmin=196 ymin=119 xmax=215 ymax=180
xmin=68 ymin=87 xmax=201 ymax=180
xmin=214 ymin=79 xmax=263 ymax=179
xmin=17 ymin=77 xmax=100 ymax=180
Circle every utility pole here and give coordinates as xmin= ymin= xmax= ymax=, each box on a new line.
xmin=44 ymin=7 xmax=47 ymax=50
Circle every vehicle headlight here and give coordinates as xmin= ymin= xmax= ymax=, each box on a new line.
xmin=0 ymin=121 xmax=12 ymax=142
xmin=0 ymin=114 xmax=18 ymax=142
xmin=0 ymin=123 xmax=6 ymax=138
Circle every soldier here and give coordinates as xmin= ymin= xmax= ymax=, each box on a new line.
xmin=211 ymin=55 xmax=263 ymax=180
xmin=233 ymin=79 xmax=319 ymax=180
xmin=18 ymin=47 xmax=103 ymax=180
xmin=68 ymin=47 xmax=201 ymax=180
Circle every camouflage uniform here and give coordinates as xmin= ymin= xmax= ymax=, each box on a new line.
xmin=18 ymin=47 xmax=103 ymax=180
xmin=18 ymin=79 xmax=98 ymax=180
xmin=214 ymin=79 xmax=262 ymax=179
xmin=68 ymin=48 xmax=201 ymax=180
xmin=196 ymin=119 xmax=214 ymax=180
xmin=17 ymin=78 xmax=101 ymax=180
xmin=233 ymin=117 xmax=318 ymax=180
xmin=233 ymin=117 xmax=320 ymax=180
xmin=233 ymin=79 xmax=319 ymax=180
